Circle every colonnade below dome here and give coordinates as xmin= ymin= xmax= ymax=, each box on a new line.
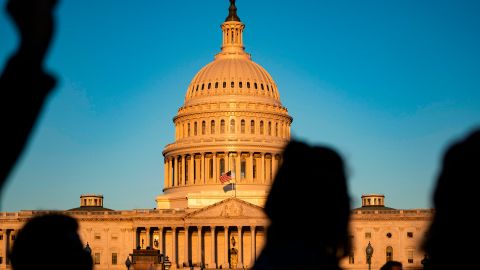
xmin=164 ymin=151 xmax=282 ymax=189
xmin=175 ymin=117 xmax=291 ymax=140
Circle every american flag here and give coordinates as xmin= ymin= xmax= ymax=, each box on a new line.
xmin=220 ymin=171 xmax=232 ymax=183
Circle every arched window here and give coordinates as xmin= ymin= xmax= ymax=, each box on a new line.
xmin=201 ymin=83 xmax=204 ymax=90
xmin=194 ymin=122 xmax=197 ymax=136
xmin=215 ymin=82 xmax=218 ymax=88
xmin=220 ymin=158 xmax=225 ymax=175
xmin=230 ymin=119 xmax=235 ymax=133
xmin=241 ymin=120 xmax=245 ymax=133
xmin=275 ymin=123 xmax=278 ymax=136
xmin=250 ymin=120 xmax=255 ymax=134
xmin=254 ymin=82 xmax=258 ymax=89
xmin=247 ymin=82 xmax=250 ymax=88
xmin=223 ymin=81 xmax=226 ymax=88
xmin=268 ymin=121 xmax=272 ymax=135
xmin=209 ymin=158 xmax=213 ymax=178
xmin=188 ymin=123 xmax=191 ymax=136
xmin=221 ymin=120 xmax=225 ymax=134
xmin=208 ymin=82 xmax=211 ymax=89
xmin=195 ymin=85 xmax=198 ymax=91
xmin=202 ymin=121 xmax=206 ymax=135
xmin=211 ymin=120 xmax=215 ymax=134
xmin=261 ymin=83 xmax=264 ymax=90
xmin=267 ymin=85 xmax=270 ymax=91
xmin=260 ymin=121 xmax=264 ymax=135
xmin=386 ymin=246 xmax=393 ymax=262
xmin=231 ymin=81 xmax=234 ymax=88
xmin=239 ymin=82 xmax=243 ymax=88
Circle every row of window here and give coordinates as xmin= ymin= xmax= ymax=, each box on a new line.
xmin=177 ymin=119 xmax=289 ymax=138
xmin=93 ymin=233 xmax=119 ymax=240
xmin=93 ymin=252 xmax=118 ymax=265
xmin=192 ymin=81 xmax=274 ymax=93
xmin=348 ymin=247 xmax=415 ymax=264
xmin=364 ymin=232 xmax=414 ymax=239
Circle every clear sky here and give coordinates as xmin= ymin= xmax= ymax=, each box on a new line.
xmin=1 ymin=0 xmax=479 ymax=211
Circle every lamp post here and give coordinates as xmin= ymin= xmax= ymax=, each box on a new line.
xmin=125 ymin=256 xmax=132 ymax=270
xmin=366 ymin=241 xmax=374 ymax=270
xmin=163 ymin=256 xmax=171 ymax=270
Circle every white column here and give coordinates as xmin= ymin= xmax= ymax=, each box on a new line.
xmin=213 ymin=154 xmax=218 ymax=183
xmin=189 ymin=155 xmax=194 ymax=185
xmin=261 ymin=153 xmax=265 ymax=184
xmin=184 ymin=226 xmax=189 ymax=266
xmin=236 ymin=153 xmax=241 ymax=183
xmin=181 ymin=155 xmax=186 ymax=186
xmin=164 ymin=159 xmax=168 ymax=188
xmin=224 ymin=226 xmax=229 ymax=268
xmin=249 ymin=153 xmax=254 ymax=183
xmin=237 ymin=226 xmax=243 ymax=268
xmin=210 ymin=226 xmax=216 ymax=268
xmin=197 ymin=226 xmax=202 ymax=266
xmin=250 ymin=226 xmax=256 ymax=267
xmin=159 ymin=227 xmax=164 ymax=252
xmin=146 ymin=227 xmax=151 ymax=249
xmin=201 ymin=153 xmax=206 ymax=184
xmin=172 ymin=227 xmax=177 ymax=268
xmin=272 ymin=154 xmax=278 ymax=181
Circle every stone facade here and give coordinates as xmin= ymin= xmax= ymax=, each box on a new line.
xmin=0 ymin=2 xmax=433 ymax=270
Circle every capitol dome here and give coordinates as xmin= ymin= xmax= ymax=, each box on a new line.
xmin=156 ymin=1 xmax=292 ymax=209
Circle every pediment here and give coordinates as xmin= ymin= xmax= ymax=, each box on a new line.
xmin=185 ymin=198 xmax=266 ymax=219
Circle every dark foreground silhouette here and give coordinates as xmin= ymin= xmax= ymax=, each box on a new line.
xmin=10 ymin=214 xmax=93 ymax=270
xmin=380 ymin=260 xmax=403 ymax=270
xmin=253 ymin=140 xmax=351 ymax=270
xmin=422 ymin=128 xmax=480 ymax=270
xmin=0 ymin=0 xmax=57 ymax=195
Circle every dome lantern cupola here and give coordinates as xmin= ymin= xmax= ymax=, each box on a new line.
xmin=218 ymin=0 xmax=248 ymax=58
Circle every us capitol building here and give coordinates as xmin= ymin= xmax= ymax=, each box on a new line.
xmin=0 ymin=2 xmax=433 ymax=270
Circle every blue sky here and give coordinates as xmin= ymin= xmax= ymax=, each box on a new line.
xmin=1 ymin=0 xmax=479 ymax=211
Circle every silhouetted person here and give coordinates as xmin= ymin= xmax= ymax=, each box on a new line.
xmin=380 ymin=260 xmax=402 ymax=270
xmin=0 ymin=0 xmax=58 ymax=195
xmin=253 ymin=140 xmax=351 ymax=270
xmin=9 ymin=214 xmax=93 ymax=270
xmin=422 ymin=128 xmax=480 ymax=270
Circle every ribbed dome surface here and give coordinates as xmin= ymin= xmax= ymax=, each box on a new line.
xmin=185 ymin=57 xmax=280 ymax=103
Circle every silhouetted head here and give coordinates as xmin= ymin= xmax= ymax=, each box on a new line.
xmin=423 ymin=128 xmax=480 ymax=269
xmin=10 ymin=214 xmax=93 ymax=270
xmin=264 ymin=140 xmax=351 ymax=257
xmin=380 ymin=260 xmax=403 ymax=270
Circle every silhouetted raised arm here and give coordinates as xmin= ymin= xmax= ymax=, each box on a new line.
xmin=0 ymin=0 xmax=57 ymax=192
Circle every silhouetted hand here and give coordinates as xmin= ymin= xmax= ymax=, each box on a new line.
xmin=6 ymin=0 xmax=57 ymax=65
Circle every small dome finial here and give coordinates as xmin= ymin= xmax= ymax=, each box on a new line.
xmin=225 ymin=0 xmax=240 ymax=22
